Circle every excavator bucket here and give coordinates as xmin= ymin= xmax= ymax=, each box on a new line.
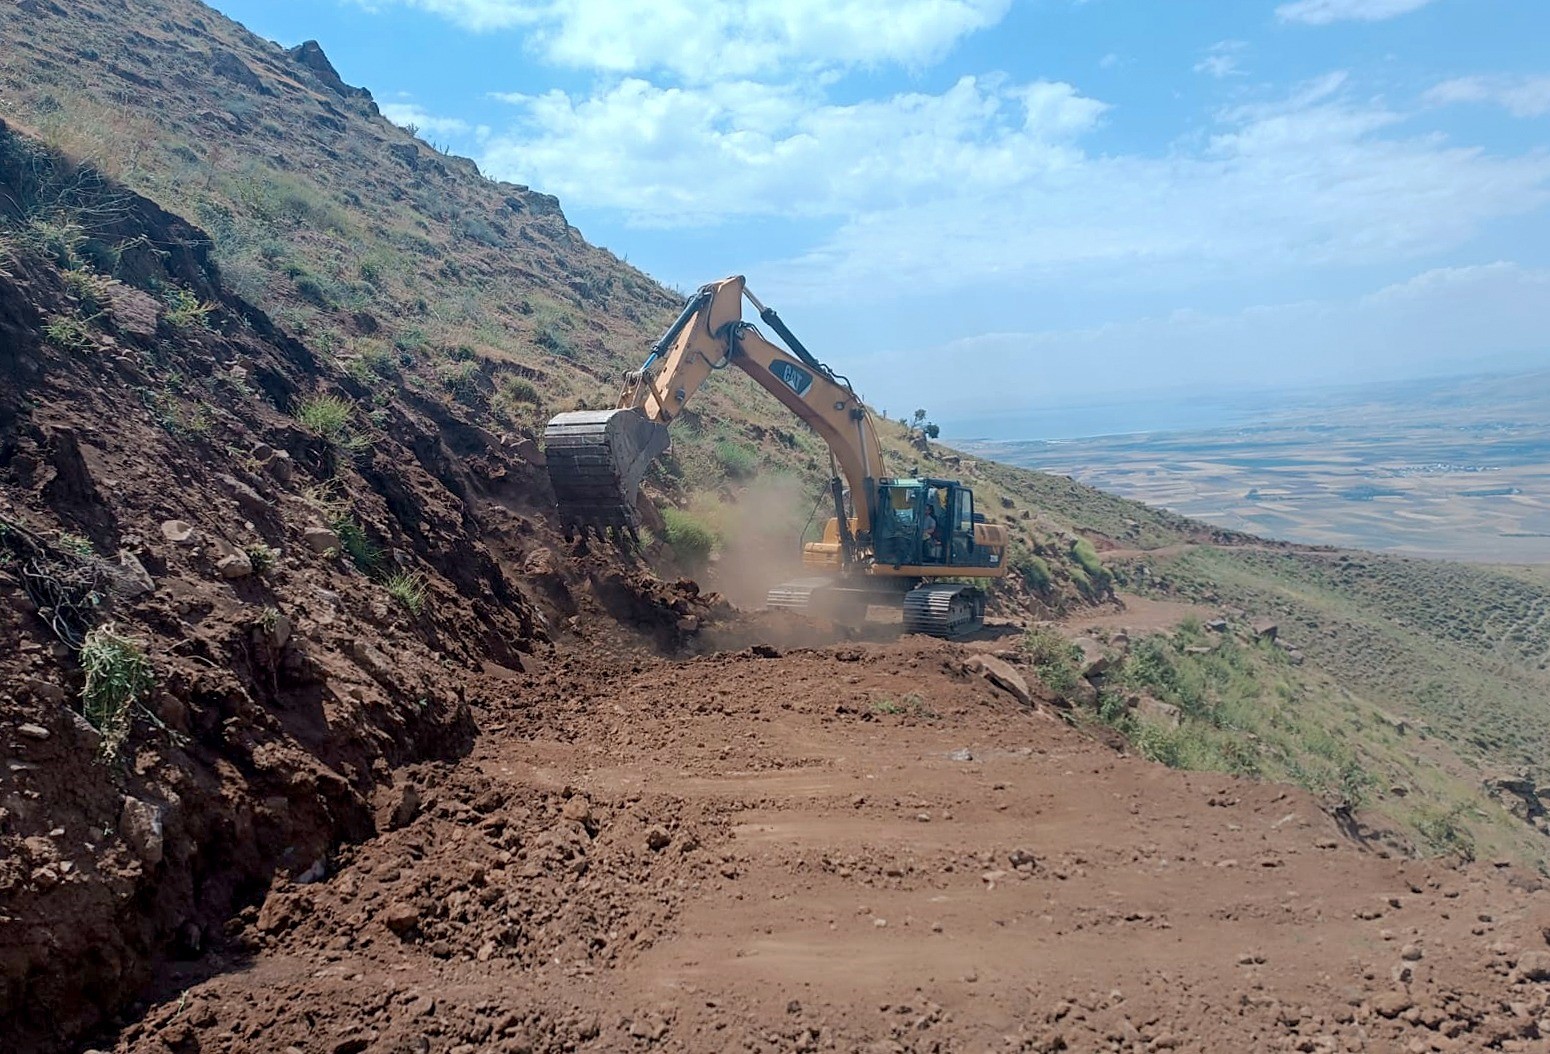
xmin=543 ymin=409 xmax=670 ymax=533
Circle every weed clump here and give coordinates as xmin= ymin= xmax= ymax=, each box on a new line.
xmin=43 ymin=313 xmax=97 ymax=352
xmin=383 ymin=570 xmax=427 ymax=615
xmin=79 ymin=624 xmax=153 ymax=761
xmin=163 ymin=287 xmax=215 ymax=329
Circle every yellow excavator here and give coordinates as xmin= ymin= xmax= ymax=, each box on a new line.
xmin=543 ymin=275 xmax=1007 ymax=636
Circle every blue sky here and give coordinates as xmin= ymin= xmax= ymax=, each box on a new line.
xmin=213 ymin=0 xmax=1550 ymax=428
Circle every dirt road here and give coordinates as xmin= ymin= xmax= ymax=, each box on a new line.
xmin=112 ymin=637 xmax=1550 ymax=1053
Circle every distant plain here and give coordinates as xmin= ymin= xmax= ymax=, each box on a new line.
xmin=964 ymin=370 xmax=1550 ymax=563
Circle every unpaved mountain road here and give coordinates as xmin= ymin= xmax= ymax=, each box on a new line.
xmin=111 ymin=639 xmax=1550 ymax=1054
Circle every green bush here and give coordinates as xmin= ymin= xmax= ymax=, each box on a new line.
xmin=714 ymin=440 xmax=759 ymax=480
xmin=1022 ymin=625 xmax=1081 ymax=695
xmin=662 ymin=507 xmax=716 ymax=563
xmin=1009 ymin=546 xmax=1052 ymax=591
xmin=436 ymin=360 xmax=482 ymax=404
xmin=1070 ymin=537 xmax=1109 ymax=584
xmin=497 ymin=375 xmax=541 ymax=405
xmin=79 ymin=624 xmax=153 ymax=761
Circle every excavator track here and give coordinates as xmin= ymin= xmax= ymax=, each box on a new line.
xmin=902 ymin=583 xmax=985 ymax=638
xmin=543 ymin=409 xmax=669 ymax=534
xmin=766 ymin=577 xmax=871 ymax=624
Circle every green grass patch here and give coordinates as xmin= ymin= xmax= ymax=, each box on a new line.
xmin=662 ymin=507 xmax=716 ymax=563
xmin=713 ymin=439 xmax=759 ymax=480
xmin=163 ymin=287 xmax=215 ymax=329
xmin=382 ymin=570 xmax=428 ymax=615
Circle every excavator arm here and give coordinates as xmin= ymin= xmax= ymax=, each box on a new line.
xmin=544 ymin=276 xmax=886 ymax=549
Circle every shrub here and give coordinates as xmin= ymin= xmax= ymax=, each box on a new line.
xmin=1022 ymin=625 xmax=1081 ymax=696
xmin=436 ymin=360 xmax=482 ymax=404
xmin=62 ymin=268 xmax=111 ymax=314
xmin=295 ymin=393 xmax=354 ymax=440
xmin=332 ymin=517 xmax=383 ymax=574
xmin=535 ymin=320 xmax=575 ymax=358
xmin=497 ymin=375 xmax=541 ymax=405
xmin=79 ymin=624 xmax=153 ymax=761
xmin=1010 ymin=546 xmax=1052 ymax=591
xmin=382 ymin=570 xmax=427 ymax=615
xmin=1070 ymin=537 xmax=1108 ymax=584
xmin=714 ymin=440 xmax=758 ymax=480
xmin=163 ymin=287 xmax=215 ymax=329
xmin=662 ymin=507 xmax=716 ymax=563
xmin=43 ymin=313 xmax=96 ymax=352
xmin=244 ymin=542 xmax=278 ymax=574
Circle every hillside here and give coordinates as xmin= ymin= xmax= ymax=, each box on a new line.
xmin=3 ymin=2 xmax=1550 ymax=1052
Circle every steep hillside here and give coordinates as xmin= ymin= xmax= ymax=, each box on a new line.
xmin=0 ymin=122 xmax=733 ymax=1051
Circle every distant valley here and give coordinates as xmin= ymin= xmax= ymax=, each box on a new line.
xmin=963 ymin=370 xmax=1550 ymax=563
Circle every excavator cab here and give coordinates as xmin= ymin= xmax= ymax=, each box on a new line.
xmin=868 ymin=480 xmax=998 ymax=572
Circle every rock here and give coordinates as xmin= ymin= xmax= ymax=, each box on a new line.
xmin=211 ymin=50 xmax=268 ymax=94
xmin=383 ymin=901 xmax=419 ymax=937
xmin=1515 ymin=951 xmax=1550 ymax=982
xmin=388 ymin=142 xmax=420 ymax=169
xmin=965 ymin=654 xmax=1033 ymax=706
xmin=645 ymin=825 xmax=671 ymax=851
xmin=18 ymin=723 xmax=50 ymax=740
xmin=676 ymin=615 xmax=700 ymax=633
xmin=523 ymin=547 xmax=558 ymax=577
xmin=1205 ymin=618 xmax=1228 ymax=633
xmin=1400 ymin=944 xmax=1423 ymax=961
xmin=510 ymin=437 xmax=546 ymax=466
xmin=267 ymin=450 xmax=295 ymax=483
xmin=387 ymin=784 xmax=421 ymax=830
xmin=120 ymin=796 xmax=165 ymax=865
xmin=302 ymin=525 xmax=340 ymax=555
xmin=286 ymin=40 xmax=354 ymax=96
xmin=1372 ymin=991 xmax=1413 ymax=1019
xmin=113 ymin=550 xmax=156 ymax=597
xmin=262 ymin=612 xmax=293 ymax=649
xmin=217 ymin=550 xmax=254 ymax=579
xmin=161 ymin=519 xmax=198 ymax=545
xmin=1286 ymin=649 xmax=1305 ymax=665
xmin=1132 ymin=695 xmax=1181 ymax=729
xmin=561 ymin=796 xmax=592 ymax=824
xmin=23 ymin=679 xmax=68 ymax=706
xmin=1071 ymin=637 xmax=1111 ymax=679
xmin=1009 ymin=849 xmax=1037 ymax=871
xmin=219 ymin=474 xmax=270 ymax=517
xmin=1251 ymin=619 xmax=1279 ymax=642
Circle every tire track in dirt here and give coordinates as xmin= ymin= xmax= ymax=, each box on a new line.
xmin=111 ymin=638 xmax=1550 ymax=1053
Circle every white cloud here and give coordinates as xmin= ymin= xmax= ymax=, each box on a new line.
xmin=365 ymin=0 xmax=1010 ymax=76
xmin=1194 ymin=41 xmax=1248 ymax=79
xmin=1424 ymin=75 xmax=1550 ymax=118
xmin=880 ymin=263 xmax=1550 ymax=416
xmin=1275 ymin=0 xmax=1438 ymax=25
xmin=379 ymin=101 xmax=473 ymax=137
xmin=481 ymin=76 xmax=1108 ymax=225
xmin=762 ymin=76 xmax=1549 ymax=297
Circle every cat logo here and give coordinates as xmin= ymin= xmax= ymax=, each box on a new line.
xmin=770 ymin=360 xmax=814 ymax=397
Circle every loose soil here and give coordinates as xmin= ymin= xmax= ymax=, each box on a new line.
xmin=106 ymin=636 xmax=1550 ymax=1054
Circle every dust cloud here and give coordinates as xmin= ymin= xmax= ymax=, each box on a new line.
xmin=705 ymin=476 xmax=820 ymax=609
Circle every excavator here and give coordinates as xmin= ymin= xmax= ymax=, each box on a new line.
xmin=542 ymin=276 xmax=1008 ymax=637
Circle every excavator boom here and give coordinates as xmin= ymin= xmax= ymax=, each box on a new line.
xmin=542 ymin=275 xmax=1007 ymax=637
xmin=544 ymin=276 xmax=884 ymax=542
